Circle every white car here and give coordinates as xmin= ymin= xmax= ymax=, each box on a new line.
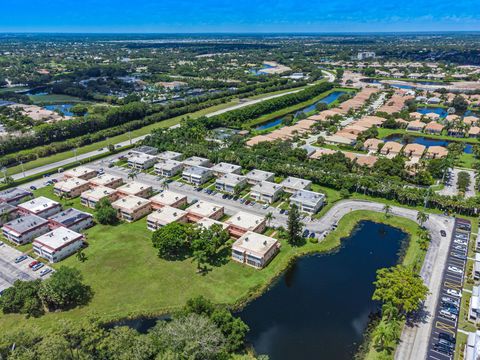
xmin=454 ymin=239 xmax=467 ymax=246
xmin=446 ymin=289 xmax=462 ymax=298
xmin=448 ymin=266 xmax=463 ymax=274
xmin=439 ymin=309 xmax=457 ymax=321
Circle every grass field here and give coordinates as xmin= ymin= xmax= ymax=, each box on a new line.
xmin=28 ymin=94 xmax=84 ymax=105
xmin=0 ymin=185 xmax=423 ymax=336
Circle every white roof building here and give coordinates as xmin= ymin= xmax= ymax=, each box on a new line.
xmin=211 ymin=162 xmax=242 ymax=176
xmin=54 ymin=177 xmax=90 ymax=198
xmin=33 ymin=226 xmax=84 ymax=263
xmin=17 ymin=196 xmax=62 ymax=218
xmin=245 ymin=169 xmax=275 ymax=185
xmin=186 ymin=200 xmax=224 ymax=221
xmin=290 ymin=190 xmax=325 ymax=214
xmin=89 ymin=174 xmax=124 ymax=188
xmin=64 ymin=166 xmax=97 ymax=180
xmin=157 ymin=151 xmax=183 ymax=161
xmin=117 ymin=181 xmax=152 ymax=198
xmin=150 ymin=190 xmax=187 ymax=209
xmin=280 ymin=176 xmax=312 ymax=193
xmin=250 ymin=181 xmax=283 ymax=204
xmin=127 ymin=152 xmax=158 ymax=169
xmin=231 ymin=231 xmax=280 ymax=269
xmin=183 ymin=156 xmax=211 ymax=168
xmin=147 ymin=206 xmax=188 ymax=230
xmin=196 ymin=218 xmax=228 ymax=230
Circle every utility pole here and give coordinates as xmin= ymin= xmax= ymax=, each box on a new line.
xmin=73 ymin=148 xmax=78 ymax=162
xmin=20 ymin=161 xmax=25 ymax=178
xmin=128 ymin=131 xmax=132 ymax=145
xmin=1 ymin=167 xmax=6 ymax=182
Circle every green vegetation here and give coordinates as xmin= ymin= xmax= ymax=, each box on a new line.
xmin=94 ymin=198 xmax=118 ymax=225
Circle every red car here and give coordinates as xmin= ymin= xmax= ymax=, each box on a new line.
xmin=28 ymin=260 xmax=39 ymax=268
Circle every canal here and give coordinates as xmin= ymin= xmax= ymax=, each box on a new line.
xmin=238 ymin=221 xmax=407 ymax=360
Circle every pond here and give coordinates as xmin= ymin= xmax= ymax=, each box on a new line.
xmin=237 ymin=221 xmax=406 ymax=360
xmin=107 ymin=221 xmax=407 ymax=360
xmin=384 ymin=134 xmax=473 ymax=154
xmin=255 ymin=91 xmax=347 ymax=131
xmin=417 ymin=107 xmax=448 ymax=118
xmin=44 ymin=103 xmax=75 ymax=117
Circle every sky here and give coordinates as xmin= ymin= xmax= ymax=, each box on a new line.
xmin=1 ymin=0 xmax=479 ymax=33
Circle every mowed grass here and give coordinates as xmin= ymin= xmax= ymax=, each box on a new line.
xmin=28 ymin=94 xmax=84 ymax=105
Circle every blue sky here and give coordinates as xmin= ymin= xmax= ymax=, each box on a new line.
xmin=1 ymin=0 xmax=479 ymax=33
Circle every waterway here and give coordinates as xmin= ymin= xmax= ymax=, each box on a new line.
xmin=255 ymin=91 xmax=347 ymax=131
xmin=238 ymin=221 xmax=406 ymax=360
xmin=384 ymin=134 xmax=473 ymax=154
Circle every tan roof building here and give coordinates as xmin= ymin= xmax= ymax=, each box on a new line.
xmin=231 ymin=231 xmax=280 ymax=269
xmin=363 ymin=139 xmax=383 ymax=152
xmin=310 ymin=148 xmax=337 ymax=159
xmin=403 ymin=143 xmax=426 ymax=158
xmin=112 ymin=195 xmax=151 ymax=222
xmin=81 ymin=186 xmax=118 ymax=209
xmin=116 ymin=182 xmax=152 ymax=198
xmin=424 ymin=122 xmax=444 ymax=134
xmin=381 ymin=141 xmax=403 ymax=157
xmin=185 ymin=201 xmax=224 ymax=222
xmin=54 ymin=178 xmax=90 ymax=198
xmin=226 ymin=211 xmax=266 ymax=238
xmin=407 ymin=120 xmax=426 ymax=131
xmin=89 ymin=174 xmax=124 ymax=189
xmin=149 ymin=190 xmax=188 ymax=210
xmin=64 ymin=166 xmax=97 ymax=180
xmin=464 ymin=116 xmax=479 ymax=126
xmin=469 ymin=126 xmax=480 ymax=138
xmin=425 ymin=146 xmax=448 ymax=159
xmin=146 ymin=206 xmax=188 ymax=231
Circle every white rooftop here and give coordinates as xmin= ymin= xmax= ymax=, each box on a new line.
xmin=251 ymin=181 xmax=282 ymax=196
xmin=64 ymin=166 xmax=97 ymax=178
xmin=90 ymin=174 xmax=123 ymax=186
xmin=196 ymin=218 xmax=228 ymax=230
xmin=211 ymin=162 xmax=242 ymax=174
xmin=148 ymin=206 xmax=187 ymax=225
xmin=217 ymin=173 xmax=246 ymax=186
xmin=245 ymin=169 xmax=275 ymax=183
xmin=226 ymin=211 xmax=265 ymax=231
xmin=233 ymin=231 xmax=278 ymax=257
xmin=54 ymin=177 xmax=89 ymax=192
xmin=150 ymin=190 xmax=186 ymax=206
xmin=157 ymin=151 xmax=182 ymax=161
xmin=112 ymin=195 xmax=150 ymax=211
xmin=183 ymin=156 xmax=210 ymax=167
xmin=128 ymin=152 xmax=157 ymax=164
xmin=280 ymin=176 xmax=312 ymax=190
xmin=34 ymin=227 xmax=83 ymax=250
xmin=155 ymin=159 xmax=183 ymax=171
xmin=18 ymin=196 xmax=60 ymax=214
xmin=183 ymin=166 xmax=212 ymax=177
xmin=291 ymin=190 xmax=325 ymax=206
xmin=117 ymin=181 xmax=151 ymax=196
xmin=186 ymin=200 xmax=223 ymax=217
xmin=81 ymin=186 xmax=117 ymax=201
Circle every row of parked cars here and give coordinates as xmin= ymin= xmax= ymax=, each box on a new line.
xmin=13 ymin=254 xmax=52 ymax=277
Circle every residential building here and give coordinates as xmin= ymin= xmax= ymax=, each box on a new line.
xmin=474 ymin=253 xmax=480 ymax=281
xmin=81 ymin=186 xmax=118 ymax=209
xmin=157 ymin=151 xmax=182 ymax=161
xmin=424 ymin=122 xmax=444 ymax=134
xmin=226 ymin=211 xmax=266 ymax=238
xmin=290 ymin=190 xmax=325 ymax=214
xmin=380 ymin=141 xmax=403 ymax=157
xmin=245 ymin=169 xmax=275 ymax=185
xmin=183 ymin=156 xmax=211 ymax=168
xmin=211 ymin=162 xmax=242 ymax=177
xmin=146 ymin=206 xmax=188 ymax=231
xmin=89 ymin=174 xmax=123 ymax=188
xmin=403 ymin=143 xmax=426 ymax=158
xmin=363 ymin=138 xmax=383 ymax=153
xmin=64 ymin=166 xmax=97 ymax=180
xmin=112 ymin=195 xmax=152 ymax=222
xmin=466 ymin=331 xmax=480 ymax=360
xmin=250 ymin=181 xmax=283 ymax=204
xmin=470 ymin=285 xmax=480 ymax=321
xmin=196 ymin=218 xmax=228 ymax=230
xmin=0 ymin=187 xmax=32 ymax=205
xmin=186 ymin=201 xmax=224 ymax=222
xmin=154 ymin=159 xmax=184 ymax=177
xmin=215 ymin=174 xmax=247 ymax=194
xmin=280 ymin=176 xmax=312 ymax=193
xmin=231 ymin=231 xmax=280 ymax=269
xmin=131 ymin=145 xmax=158 ymax=155
xmin=17 ymin=196 xmax=62 ymax=218
xmin=54 ymin=177 xmax=90 ymax=198
xmin=127 ymin=152 xmax=158 ymax=170
xmin=448 ymin=128 xmax=465 ymax=137
xmin=48 ymin=208 xmax=94 ymax=233
xmin=406 ymin=120 xmax=426 ymax=132
xmin=116 ymin=182 xmax=152 ymax=198
xmin=150 ymin=190 xmax=187 ymax=210
xmin=469 ymin=126 xmax=480 ymax=138
xmin=2 ymin=214 xmax=50 ymax=245
xmin=425 ymin=146 xmax=448 ymax=159
xmin=0 ymin=203 xmax=18 ymax=226
xmin=182 ymin=166 xmax=213 ymax=185
xmin=33 ymin=227 xmax=84 ymax=263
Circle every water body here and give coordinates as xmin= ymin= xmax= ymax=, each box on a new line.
xmin=385 ymin=134 xmax=473 ymax=154
xmin=238 ymin=221 xmax=407 ymax=360
xmin=417 ymin=107 xmax=448 ymax=118
xmin=362 ymin=78 xmax=450 ymax=90
xmin=44 ymin=103 xmax=74 ymax=116
xmin=250 ymin=63 xmax=275 ymax=76
xmin=255 ymin=91 xmax=347 ymax=131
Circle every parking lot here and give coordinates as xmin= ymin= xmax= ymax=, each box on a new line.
xmin=0 ymin=243 xmax=53 ymax=293
xmin=426 ymin=219 xmax=470 ymax=359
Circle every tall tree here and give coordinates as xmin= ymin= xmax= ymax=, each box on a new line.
xmin=287 ymin=204 xmax=303 ymax=245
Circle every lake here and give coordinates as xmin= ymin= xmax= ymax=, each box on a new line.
xmin=44 ymin=104 xmax=74 ymax=116
xmin=237 ymin=221 xmax=406 ymax=360
xmin=384 ymin=134 xmax=473 ymax=154
xmin=255 ymin=91 xmax=347 ymax=131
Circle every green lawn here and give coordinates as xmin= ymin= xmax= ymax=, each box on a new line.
xmin=28 ymin=94 xmax=85 ymax=104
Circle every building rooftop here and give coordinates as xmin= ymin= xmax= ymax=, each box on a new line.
xmin=81 ymin=186 xmax=116 ymax=201
xmin=150 ymin=190 xmax=186 ymax=206
xmin=89 ymin=174 xmax=123 ymax=187
xmin=183 ymin=156 xmax=210 ymax=167
xmin=117 ymin=181 xmax=152 ymax=196
xmin=148 ymin=206 xmax=187 ymax=224
xmin=196 ymin=218 xmax=228 ymax=230
xmin=155 ymin=159 xmax=183 ymax=171
xmin=0 ymin=202 xmax=16 ymax=215
xmin=226 ymin=211 xmax=265 ymax=231
xmin=54 ymin=177 xmax=89 ymax=192
xmin=245 ymin=169 xmax=275 ymax=183
xmin=3 ymin=214 xmax=49 ymax=235
xmin=183 ymin=166 xmax=212 ymax=177
xmin=217 ymin=173 xmax=246 ymax=187
xmin=251 ymin=181 xmax=282 ymax=196
xmin=18 ymin=196 xmax=60 ymax=214
xmin=232 ymin=231 xmax=279 ymax=257
xmin=34 ymin=227 xmax=83 ymax=250
xmin=186 ymin=200 xmax=223 ymax=218
xmin=128 ymin=152 xmax=157 ymax=164
xmin=0 ymin=187 xmax=32 ymax=203
xmin=64 ymin=166 xmax=97 ymax=178
xmin=49 ymin=208 xmax=92 ymax=227
xmin=112 ymin=195 xmax=150 ymax=212
xmin=132 ymin=145 xmax=158 ymax=155
xmin=157 ymin=151 xmax=183 ymax=161
xmin=291 ymin=190 xmax=326 ymax=206
xmin=211 ymin=162 xmax=242 ymax=174
xmin=280 ymin=176 xmax=312 ymax=191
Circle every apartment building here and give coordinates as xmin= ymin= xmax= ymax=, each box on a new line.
xmin=186 ymin=200 xmax=224 ymax=222
xmin=64 ymin=166 xmax=98 ymax=180
xmin=81 ymin=186 xmax=118 ymax=209
xmin=112 ymin=195 xmax=152 ymax=222
xmin=54 ymin=177 xmax=90 ymax=198
xmin=149 ymin=190 xmax=187 ymax=210
xmin=146 ymin=206 xmax=188 ymax=231
xmin=245 ymin=169 xmax=275 ymax=185
xmin=226 ymin=211 xmax=266 ymax=238
xmin=48 ymin=208 xmax=94 ymax=233
xmin=2 ymin=214 xmax=50 ymax=245
xmin=250 ymin=181 xmax=283 ymax=204
xmin=89 ymin=174 xmax=124 ymax=188
xmin=116 ymin=182 xmax=152 ymax=198
xmin=215 ymin=174 xmax=247 ymax=194
xmin=280 ymin=176 xmax=312 ymax=194
xmin=211 ymin=162 xmax=242 ymax=177
xmin=0 ymin=187 xmax=32 ymax=205
xmin=17 ymin=196 xmax=62 ymax=219
xmin=154 ymin=159 xmax=184 ymax=177
xmin=182 ymin=166 xmax=213 ymax=185
xmin=290 ymin=190 xmax=325 ymax=214
xmin=183 ymin=156 xmax=211 ymax=168
xmin=231 ymin=231 xmax=280 ymax=269
xmin=157 ymin=151 xmax=182 ymax=161
xmin=33 ymin=227 xmax=84 ymax=263
xmin=127 ymin=152 xmax=158 ymax=170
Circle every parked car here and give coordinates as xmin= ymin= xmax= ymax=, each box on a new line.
xmin=39 ymin=268 xmax=53 ymax=277
xmin=451 ymin=253 xmax=467 ymax=260
xmin=446 ymin=289 xmax=462 ymax=298
xmin=440 ymin=230 xmax=446 ymax=237
xmin=190 ymin=199 xmax=198 ymax=205
xmin=453 ymin=245 xmax=467 ymax=251
xmin=309 ymin=232 xmax=316 ymax=238
xmin=222 ymin=194 xmax=228 ymax=199
xmin=51 ymin=178 xmax=58 ymax=183
xmin=448 ymin=266 xmax=463 ymax=274
xmin=302 ymin=229 xmax=310 ymax=237
xmin=32 ymin=263 xmax=44 ymax=271
xmin=30 ymin=185 xmax=37 ymax=191
xmin=263 ymin=203 xmax=269 ymax=209
xmin=14 ymin=255 xmax=27 ymax=263
xmin=0 ymin=241 xmax=4 ymax=246
xmin=28 ymin=260 xmax=39 ymax=268
xmin=454 ymin=239 xmax=467 ymax=246
xmin=439 ymin=332 xmax=456 ymax=344
xmin=439 ymin=309 xmax=457 ymax=320
xmin=437 ymin=338 xmax=455 ymax=349
xmin=279 ymin=209 xmax=285 ymax=215
xmin=442 ymin=296 xmax=460 ymax=306
xmin=433 ymin=343 xmax=453 ymax=356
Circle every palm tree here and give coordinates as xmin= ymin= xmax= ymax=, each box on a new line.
xmin=383 ymin=204 xmax=392 ymax=218
xmin=127 ymin=171 xmax=137 ymax=181
xmin=416 ymin=211 xmax=429 ymax=228
xmin=265 ymin=212 xmax=274 ymax=228
xmin=161 ymin=180 xmax=169 ymax=191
